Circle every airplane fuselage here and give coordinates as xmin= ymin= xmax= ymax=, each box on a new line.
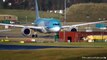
xmin=34 ymin=18 xmax=61 ymax=33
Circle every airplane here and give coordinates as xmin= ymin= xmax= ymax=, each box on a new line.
xmin=0 ymin=0 xmax=106 ymax=38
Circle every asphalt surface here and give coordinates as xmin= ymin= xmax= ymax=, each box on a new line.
xmin=0 ymin=27 xmax=54 ymax=38
xmin=0 ymin=30 xmax=54 ymax=38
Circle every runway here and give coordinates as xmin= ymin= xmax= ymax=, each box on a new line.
xmin=0 ymin=29 xmax=54 ymax=39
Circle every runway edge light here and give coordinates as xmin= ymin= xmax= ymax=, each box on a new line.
xmin=20 ymin=41 xmax=25 ymax=44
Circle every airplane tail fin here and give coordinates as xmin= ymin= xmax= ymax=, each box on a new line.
xmin=35 ymin=0 xmax=40 ymax=19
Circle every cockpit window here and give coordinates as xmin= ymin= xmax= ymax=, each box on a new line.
xmin=53 ymin=24 xmax=60 ymax=25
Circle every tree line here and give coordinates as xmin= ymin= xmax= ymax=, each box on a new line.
xmin=0 ymin=0 xmax=107 ymax=10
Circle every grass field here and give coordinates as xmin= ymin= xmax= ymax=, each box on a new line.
xmin=0 ymin=48 xmax=107 ymax=60
xmin=1 ymin=41 xmax=107 ymax=48
xmin=0 ymin=9 xmax=63 ymax=22
xmin=66 ymin=3 xmax=107 ymax=22
xmin=1 ymin=3 xmax=107 ymax=22
xmin=0 ymin=28 xmax=107 ymax=60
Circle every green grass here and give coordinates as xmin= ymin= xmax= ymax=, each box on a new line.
xmin=67 ymin=3 xmax=107 ymax=22
xmin=1 ymin=3 xmax=107 ymax=22
xmin=0 ymin=9 xmax=63 ymax=22
xmin=0 ymin=48 xmax=107 ymax=60
xmin=1 ymin=41 xmax=107 ymax=48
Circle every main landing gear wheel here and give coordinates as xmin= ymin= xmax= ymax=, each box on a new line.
xmin=32 ymin=32 xmax=38 ymax=38
xmin=32 ymin=34 xmax=38 ymax=38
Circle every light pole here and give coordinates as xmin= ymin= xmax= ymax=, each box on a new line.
xmin=64 ymin=0 xmax=66 ymax=42
xmin=64 ymin=0 xmax=67 ymax=24
xmin=26 ymin=16 xmax=28 ymax=24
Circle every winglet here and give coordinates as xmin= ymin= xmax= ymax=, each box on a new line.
xmin=35 ymin=0 xmax=40 ymax=19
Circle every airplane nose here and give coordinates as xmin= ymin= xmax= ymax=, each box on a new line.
xmin=50 ymin=26 xmax=61 ymax=32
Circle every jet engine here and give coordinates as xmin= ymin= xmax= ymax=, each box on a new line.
xmin=63 ymin=27 xmax=78 ymax=32
xmin=21 ymin=27 xmax=31 ymax=36
xmin=69 ymin=27 xmax=78 ymax=32
xmin=70 ymin=27 xmax=77 ymax=32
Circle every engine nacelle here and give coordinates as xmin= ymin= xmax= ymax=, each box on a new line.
xmin=70 ymin=27 xmax=78 ymax=32
xmin=63 ymin=27 xmax=78 ymax=32
xmin=70 ymin=28 xmax=77 ymax=32
xmin=21 ymin=27 xmax=31 ymax=36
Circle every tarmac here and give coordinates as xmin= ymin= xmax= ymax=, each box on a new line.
xmin=0 ymin=29 xmax=54 ymax=39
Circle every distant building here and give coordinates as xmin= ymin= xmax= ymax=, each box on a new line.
xmin=0 ymin=15 xmax=18 ymax=22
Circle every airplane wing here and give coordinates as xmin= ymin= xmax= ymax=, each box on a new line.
xmin=62 ymin=21 xmax=107 ymax=28
xmin=0 ymin=23 xmax=43 ymax=29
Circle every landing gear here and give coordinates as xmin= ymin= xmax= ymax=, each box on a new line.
xmin=32 ymin=34 xmax=38 ymax=38
xmin=32 ymin=32 xmax=38 ymax=38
